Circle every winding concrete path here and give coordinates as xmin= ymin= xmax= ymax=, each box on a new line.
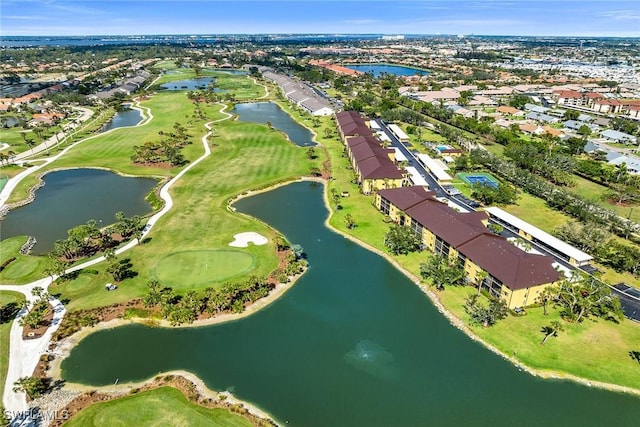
xmin=1 ymin=103 xmax=232 ymax=413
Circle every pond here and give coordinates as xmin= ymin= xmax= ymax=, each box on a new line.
xmin=160 ymin=77 xmax=221 ymax=91
xmin=209 ymin=69 xmax=248 ymax=75
xmin=0 ymin=168 xmax=157 ymax=254
xmin=61 ymin=181 xmax=640 ymax=426
xmin=345 ymin=63 xmax=429 ymax=78
xmin=233 ymin=102 xmax=316 ymax=146
xmin=0 ymin=116 xmax=19 ymax=128
xmin=101 ymin=107 xmax=142 ymax=132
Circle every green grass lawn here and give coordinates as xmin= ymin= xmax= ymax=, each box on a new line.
xmin=0 ymin=163 xmax=29 ymax=179
xmin=438 ymin=286 xmax=640 ymax=390
xmin=153 ymin=250 xmax=256 ymax=288
xmin=503 ymin=191 xmax=571 ymax=232
xmin=0 ymin=236 xmax=50 ymax=285
xmin=317 ymin=121 xmax=640 ymax=391
xmin=567 ymin=174 xmax=640 ymax=224
xmin=0 ymin=291 xmax=25 ymax=398
xmin=63 ymin=386 xmax=253 ymax=427
xmin=44 ymin=88 xmax=319 ymax=310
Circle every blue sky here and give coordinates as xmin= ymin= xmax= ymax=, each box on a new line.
xmin=2 ymin=1 xmax=639 ymax=37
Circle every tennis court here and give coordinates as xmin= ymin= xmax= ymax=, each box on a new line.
xmin=458 ymin=172 xmax=499 ymax=189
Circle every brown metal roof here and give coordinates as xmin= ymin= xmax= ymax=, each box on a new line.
xmin=458 ymin=234 xmax=561 ymax=289
xmin=358 ymin=157 xmax=406 ymax=180
xmin=376 ymin=187 xmax=558 ymax=290
xmin=406 ymin=199 xmax=487 ymax=247
xmin=378 ymin=186 xmax=435 ymax=210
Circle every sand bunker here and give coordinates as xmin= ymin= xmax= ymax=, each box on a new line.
xmin=229 ymin=232 xmax=268 ymax=247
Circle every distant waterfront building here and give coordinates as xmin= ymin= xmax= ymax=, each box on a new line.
xmin=261 ymin=69 xmax=335 ymax=116
xmin=335 ymin=111 xmax=406 ymax=194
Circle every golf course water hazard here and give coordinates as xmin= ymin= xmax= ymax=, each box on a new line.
xmin=101 ymin=107 xmax=143 ymax=132
xmin=0 ymin=168 xmax=157 ymax=253
xmin=61 ymin=182 xmax=640 ymax=426
xmin=233 ymin=102 xmax=316 ymax=146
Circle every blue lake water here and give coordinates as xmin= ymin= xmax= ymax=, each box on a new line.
xmin=0 ymin=169 xmax=157 ymax=254
xmin=346 ymin=63 xmax=429 ymax=77
xmin=160 ymin=77 xmax=220 ymax=91
xmin=61 ymin=181 xmax=640 ymax=427
xmin=101 ymin=108 xmax=142 ymax=132
xmin=233 ymin=102 xmax=316 ymax=146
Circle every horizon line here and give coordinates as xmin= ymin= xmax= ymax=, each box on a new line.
xmin=3 ymin=33 xmax=640 ymax=39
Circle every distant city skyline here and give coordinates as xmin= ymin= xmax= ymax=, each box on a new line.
xmin=2 ymin=0 xmax=640 ymax=38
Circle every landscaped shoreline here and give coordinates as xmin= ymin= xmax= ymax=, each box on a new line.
xmin=321 ymin=199 xmax=640 ymax=397
xmin=0 ymin=166 xmax=165 ymax=221
xmin=48 ymin=175 xmax=640 ymax=400
xmin=41 ymin=371 xmax=277 ymax=427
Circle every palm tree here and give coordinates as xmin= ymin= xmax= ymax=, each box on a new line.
xmin=541 ymin=320 xmax=563 ymax=345
xmin=25 ymin=139 xmax=35 ymax=155
xmin=476 ymin=270 xmax=489 ymax=295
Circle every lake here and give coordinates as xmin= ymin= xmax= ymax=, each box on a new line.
xmin=233 ymin=102 xmax=316 ymax=146
xmin=0 ymin=168 xmax=157 ymax=254
xmin=160 ymin=77 xmax=220 ymax=91
xmin=61 ymin=181 xmax=640 ymax=426
xmin=101 ymin=108 xmax=142 ymax=132
xmin=346 ymin=63 xmax=429 ymax=77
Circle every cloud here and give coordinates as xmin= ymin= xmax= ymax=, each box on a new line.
xmin=37 ymin=0 xmax=106 ymax=15
xmin=599 ymin=10 xmax=640 ymax=21
xmin=4 ymin=15 xmax=48 ymax=20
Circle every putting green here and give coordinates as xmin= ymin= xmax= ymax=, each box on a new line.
xmin=154 ymin=250 xmax=256 ymax=288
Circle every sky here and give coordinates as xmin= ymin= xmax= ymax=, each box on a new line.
xmin=2 ymin=0 xmax=639 ymax=37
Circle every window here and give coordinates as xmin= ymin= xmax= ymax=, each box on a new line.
xmin=379 ymin=197 xmax=390 ymax=215
xmin=410 ymin=220 xmax=423 ymax=237
xmin=434 ymin=235 xmax=450 ymax=257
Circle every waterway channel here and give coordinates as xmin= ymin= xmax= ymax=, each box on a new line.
xmin=60 ymin=181 xmax=640 ymax=426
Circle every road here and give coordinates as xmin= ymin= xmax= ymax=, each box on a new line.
xmin=11 ymin=107 xmax=94 ymax=162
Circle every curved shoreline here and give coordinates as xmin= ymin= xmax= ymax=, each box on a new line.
xmin=317 ymin=188 xmax=640 ymax=398
xmin=47 ymin=269 xmax=304 ymax=380
xmin=0 ymin=101 xmax=152 ymax=210
xmin=48 ymin=371 xmax=279 ymax=426
xmin=0 ymin=166 xmax=164 ymax=220
xmin=50 ymin=176 xmax=640 ymax=405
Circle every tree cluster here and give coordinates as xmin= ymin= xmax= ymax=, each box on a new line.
xmin=470 ymin=182 xmax=518 ymax=206
xmin=384 ymin=224 xmax=422 ymax=255
xmin=469 ymin=149 xmax=640 ymax=241
xmin=52 ymin=212 xmax=144 ymax=261
xmin=463 ymin=294 xmax=508 ymax=327
xmin=18 ymin=287 xmax=50 ymax=329
xmin=144 ymin=276 xmax=274 ymax=326
xmin=555 ymin=221 xmax=640 ymax=275
xmin=549 ymin=274 xmax=624 ymax=323
xmin=419 ymin=254 xmax=466 ymax=291
xmin=131 ymin=122 xmax=191 ymax=166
